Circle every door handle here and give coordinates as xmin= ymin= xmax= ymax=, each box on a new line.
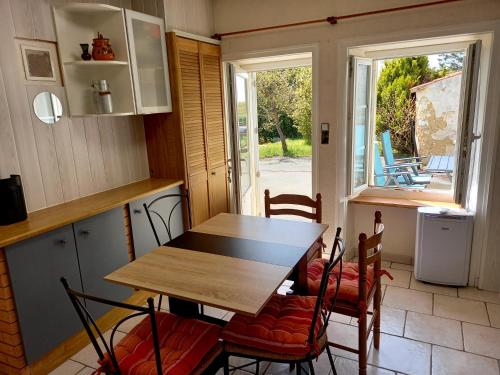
xmin=133 ymin=208 xmax=142 ymax=214
xmin=79 ymin=230 xmax=90 ymax=237
xmin=56 ymin=239 xmax=67 ymax=246
xmin=211 ymin=171 xmax=216 ymax=176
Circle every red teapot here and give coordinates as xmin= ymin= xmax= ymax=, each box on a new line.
xmin=92 ymin=32 xmax=115 ymax=61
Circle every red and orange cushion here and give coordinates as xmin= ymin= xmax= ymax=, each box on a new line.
xmin=97 ymin=311 xmax=221 ymax=375
xmin=221 ymin=294 xmax=322 ymax=357
xmin=307 ymin=258 xmax=392 ymax=305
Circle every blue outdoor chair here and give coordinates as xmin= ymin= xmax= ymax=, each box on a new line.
xmin=374 ymin=143 xmax=427 ymax=188
xmin=380 ymin=130 xmax=431 ymax=185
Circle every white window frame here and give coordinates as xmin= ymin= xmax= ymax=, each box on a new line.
xmin=347 ymin=40 xmax=482 ymax=205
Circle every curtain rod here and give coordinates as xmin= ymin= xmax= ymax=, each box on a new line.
xmin=212 ymin=0 xmax=462 ymax=40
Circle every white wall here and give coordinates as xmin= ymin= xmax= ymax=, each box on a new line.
xmin=214 ymin=0 xmax=500 ymax=291
xmin=164 ymin=0 xmax=214 ymax=37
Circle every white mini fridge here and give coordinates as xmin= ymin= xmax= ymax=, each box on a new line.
xmin=415 ymin=207 xmax=474 ymax=286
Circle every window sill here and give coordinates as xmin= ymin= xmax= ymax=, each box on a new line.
xmin=348 ymin=195 xmax=461 ymax=209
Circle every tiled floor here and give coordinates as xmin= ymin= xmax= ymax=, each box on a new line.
xmin=51 ymin=261 xmax=500 ymax=375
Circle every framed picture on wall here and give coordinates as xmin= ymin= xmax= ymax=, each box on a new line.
xmin=20 ymin=45 xmax=56 ymax=82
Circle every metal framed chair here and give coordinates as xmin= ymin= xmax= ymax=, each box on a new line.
xmin=143 ymin=191 xmax=192 ymax=246
xmin=221 ymin=229 xmax=346 ymax=375
xmin=374 ymin=143 xmax=428 ymax=188
xmin=380 ymin=130 xmax=431 ymax=183
xmin=143 ymin=191 xmax=195 ymax=312
xmin=264 ymin=189 xmax=325 ymax=261
xmin=60 ymin=277 xmax=227 ymax=375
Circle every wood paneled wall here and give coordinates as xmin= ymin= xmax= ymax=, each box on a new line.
xmin=0 ymin=0 xmax=214 ymax=213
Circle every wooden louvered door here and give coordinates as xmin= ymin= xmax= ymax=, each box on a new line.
xmin=200 ymin=43 xmax=228 ymax=216
xmin=176 ymin=37 xmax=210 ymax=225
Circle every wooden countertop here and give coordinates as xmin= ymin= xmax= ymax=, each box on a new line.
xmin=0 ymin=178 xmax=183 ymax=248
xmin=349 ymin=195 xmax=460 ymax=209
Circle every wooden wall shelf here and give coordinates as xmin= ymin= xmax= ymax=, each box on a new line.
xmin=63 ymin=60 xmax=129 ymax=66
xmin=349 ymin=195 xmax=460 ymax=209
xmin=0 ymin=178 xmax=183 ymax=248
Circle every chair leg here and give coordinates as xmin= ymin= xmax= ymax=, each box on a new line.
xmin=157 ymin=295 xmax=163 ymax=311
xmin=308 ymin=360 xmax=316 ymax=375
xmin=358 ymin=309 xmax=367 ymax=375
xmin=255 ymin=360 xmax=260 ymax=374
xmin=296 ymin=361 xmax=302 ymax=375
xmin=326 ymin=345 xmax=337 ymax=375
xmin=374 ymin=282 xmax=382 ymax=350
xmin=223 ymin=354 xmax=230 ymax=375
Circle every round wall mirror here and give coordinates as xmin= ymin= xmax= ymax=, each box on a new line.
xmin=33 ymin=92 xmax=63 ymax=125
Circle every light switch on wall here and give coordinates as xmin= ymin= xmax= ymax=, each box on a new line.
xmin=321 ymin=123 xmax=330 ymax=144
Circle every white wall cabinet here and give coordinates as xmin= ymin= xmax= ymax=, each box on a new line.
xmin=125 ymin=10 xmax=172 ymax=114
xmin=53 ymin=3 xmax=172 ymax=117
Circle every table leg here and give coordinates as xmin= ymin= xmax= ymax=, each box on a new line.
xmin=168 ymin=297 xmax=200 ymax=318
xmin=294 ymin=253 xmax=309 ymax=295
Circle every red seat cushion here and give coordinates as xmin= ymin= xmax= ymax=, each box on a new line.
xmin=221 ymin=294 xmax=321 ymax=357
xmin=98 ymin=311 xmax=221 ymax=375
xmin=307 ymin=259 xmax=375 ymax=304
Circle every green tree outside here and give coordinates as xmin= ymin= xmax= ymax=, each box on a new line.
xmin=256 ymin=67 xmax=312 ymax=155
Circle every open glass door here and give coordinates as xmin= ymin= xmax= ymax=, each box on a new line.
xmin=227 ymin=64 xmax=259 ymax=215
xmin=348 ymin=57 xmax=374 ymax=195
xmin=454 ymin=41 xmax=481 ymax=207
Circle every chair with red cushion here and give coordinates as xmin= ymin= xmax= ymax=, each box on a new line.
xmin=306 ymin=211 xmax=392 ymax=375
xmin=221 ymin=230 xmax=346 ymax=375
xmin=61 ymin=278 xmax=227 ymax=375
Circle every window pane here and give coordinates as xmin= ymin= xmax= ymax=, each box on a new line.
xmin=353 ymin=63 xmax=371 ymax=189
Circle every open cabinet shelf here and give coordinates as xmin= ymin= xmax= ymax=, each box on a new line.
xmin=63 ymin=60 xmax=129 ymax=66
xmin=54 ymin=4 xmax=136 ymax=116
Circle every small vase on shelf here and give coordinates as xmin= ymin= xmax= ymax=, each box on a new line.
xmin=80 ymin=44 xmax=91 ymax=61
xmin=92 ymin=32 xmax=115 ymax=61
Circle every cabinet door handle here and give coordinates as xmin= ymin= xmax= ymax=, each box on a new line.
xmin=211 ymin=171 xmax=216 ymax=175
xmin=79 ymin=230 xmax=90 ymax=236
xmin=56 ymin=239 xmax=67 ymax=246
xmin=133 ymin=208 xmax=142 ymax=214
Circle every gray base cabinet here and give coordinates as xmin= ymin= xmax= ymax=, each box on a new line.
xmin=129 ymin=186 xmax=184 ymax=258
xmin=74 ymin=208 xmax=132 ymax=318
xmin=5 ymin=225 xmax=82 ymax=364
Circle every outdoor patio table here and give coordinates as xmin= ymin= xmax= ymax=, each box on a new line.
xmin=105 ymin=213 xmax=328 ymax=318
xmin=426 ymin=155 xmax=455 ymax=179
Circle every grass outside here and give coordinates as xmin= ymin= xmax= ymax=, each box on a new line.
xmin=259 ymin=139 xmax=312 ymax=158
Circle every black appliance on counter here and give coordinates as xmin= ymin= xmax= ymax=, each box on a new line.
xmin=0 ymin=175 xmax=27 ymax=225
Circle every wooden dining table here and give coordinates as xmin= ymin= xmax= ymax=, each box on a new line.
xmin=105 ymin=213 xmax=328 ymax=319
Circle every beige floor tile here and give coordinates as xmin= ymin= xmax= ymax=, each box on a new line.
xmin=367 ymin=333 xmax=431 ymax=375
xmin=487 ymin=303 xmax=500 ymax=328
xmin=265 ymin=353 xmax=332 ymax=374
xmin=76 ymin=368 xmax=96 ymax=375
xmin=71 ymin=330 xmax=126 ymax=368
xmin=432 ymin=345 xmax=499 ymax=375
xmin=458 ymin=288 xmax=500 ymax=304
xmin=335 ymin=356 xmax=395 ymax=374
xmin=463 ymin=322 xmax=500 ymax=359
xmin=434 ymin=294 xmax=489 ymax=325
xmin=229 ymin=356 xmax=269 ymax=374
xmin=410 ymin=275 xmax=458 ymax=297
xmin=330 ymin=312 xmax=352 ymax=324
xmin=116 ymin=313 xmax=146 ymax=333
xmin=49 ymin=360 xmax=85 ymax=375
xmin=204 ymin=306 xmax=229 ymax=320
xmin=153 ymin=294 xmax=169 ymax=310
xmin=390 ymin=263 xmax=413 ymax=272
xmin=383 ymin=286 xmax=433 ymax=314
xmin=328 ymin=322 xmax=372 ymax=360
xmin=404 ymin=311 xmax=463 ymax=349
xmin=381 ymin=269 xmax=411 ymax=288
xmin=351 ymin=306 xmax=406 ymax=337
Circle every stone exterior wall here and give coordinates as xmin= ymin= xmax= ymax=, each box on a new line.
xmin=412 ymin=72 xmax=462 ymax=162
